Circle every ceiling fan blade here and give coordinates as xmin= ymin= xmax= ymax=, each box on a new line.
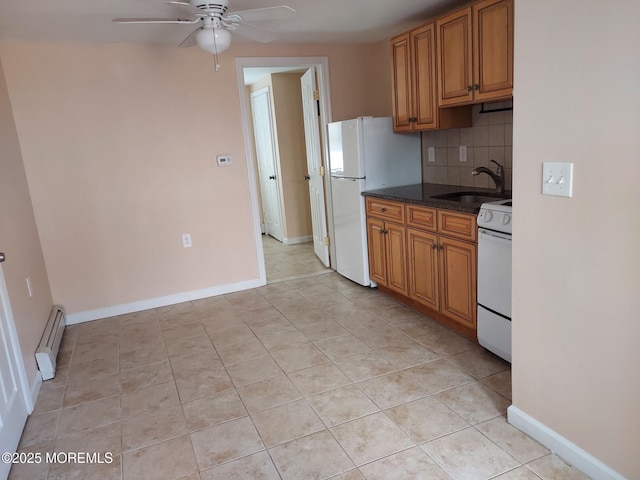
xmin=164 ymin=1 xmax=201 ymax=12
xmin=233 ymin=23 xmax=277 ymax=43
xmin=113 ymin=18 xmax=200 ymax=24
xmin=180 ymin=27 xmax=200 ymax=48
xmin=227 ymin=6 xmax=296 ymax=23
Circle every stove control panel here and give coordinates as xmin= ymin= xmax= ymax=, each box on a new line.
xmin=478 ymin=200 xmax=512 ymax=234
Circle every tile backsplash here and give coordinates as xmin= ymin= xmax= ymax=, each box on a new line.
xmin=421 ymin=102 xmax=513 ymax=190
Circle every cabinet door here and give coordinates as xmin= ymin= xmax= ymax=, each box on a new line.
xmin=385 ymin=223 xmax=408 ymax=295
xmin=411 ymin=24 xmax=438 ymax=130
xmin=407 ymin=228 xmax=439 ymax=309
xmin=390 ymin=33 xmax=414 ymax=132
xmin=439 ymin=236 xmax=477 ymax=328
xmin=367 ymin=218 xmax=387 ymax=286
xmin=437 ymin=7 xmax=474 ymax=106
xmin=473 ymin=0 xmax=514 ymax=101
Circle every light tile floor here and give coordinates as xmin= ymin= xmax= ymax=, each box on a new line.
xmin=263 ymin=235 xmax=330 ymax=283
xmin=11 ymin=273 xmax=591 ymax=480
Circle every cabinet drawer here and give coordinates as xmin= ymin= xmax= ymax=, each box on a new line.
xmin=365 ymin=198 xmax=405 ymax=223
xmin=438 ymin=210 xmax=477 ymax=241
xmin=406 ymin=205 xmax=437 ymax=232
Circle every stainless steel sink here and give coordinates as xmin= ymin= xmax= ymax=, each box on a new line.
xmin=431 ymin=192 xmax=508 ymax=204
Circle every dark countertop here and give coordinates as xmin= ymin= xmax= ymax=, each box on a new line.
xmin=362 ymin=183 xmax=512 ymax=214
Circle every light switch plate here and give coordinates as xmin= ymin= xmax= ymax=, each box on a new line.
xmin=542 ymin=162 xmax=573 ymax=197
xmin=428 ymin=147 xmax=435 ymax=163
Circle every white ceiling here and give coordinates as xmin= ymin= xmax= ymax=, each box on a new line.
xmin=0 ymin=0 xmax=466 ymax=47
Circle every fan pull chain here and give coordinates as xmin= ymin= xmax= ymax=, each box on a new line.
xmin=212 ymin=27 xmax=221 ymax=71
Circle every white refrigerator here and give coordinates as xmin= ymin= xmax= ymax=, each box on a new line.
xmin=328 ymin=117 xmax=421 ymax=286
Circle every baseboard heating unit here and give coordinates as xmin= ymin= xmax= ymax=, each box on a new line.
xmin=35 ymin=305 xmax=66 ymax=381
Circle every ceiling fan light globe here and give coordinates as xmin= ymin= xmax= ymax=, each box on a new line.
xmin=196 ymin=27 xmax=231 ymax=54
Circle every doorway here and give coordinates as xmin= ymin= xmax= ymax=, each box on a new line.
xmin=236 ymin=57 xmax=335 ymax=284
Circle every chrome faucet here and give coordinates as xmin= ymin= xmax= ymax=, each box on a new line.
xmin=472 ymin=160 xmax=505 ymax=194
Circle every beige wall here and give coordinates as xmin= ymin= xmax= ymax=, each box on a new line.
xmin=271 ymin=73 xmax=312 ymax=241
xmin=0 ymin=58 xmax=53 ymax=385
xmin=512 ymin=1 xmax=640 ymax=478
xmin=0 ymin=41 xmax=386 ymax=316
xmin=365 ymin=39 xmax=394 ymax=118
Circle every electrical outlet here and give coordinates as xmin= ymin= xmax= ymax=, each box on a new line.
xmin=182 ymin=233 xmax=192 ymax=248
xmin=459 ymin=146 xmax=467 ymax=162
xmin=428 ymin=147 xmax=436 ymax=163
xmin=217 ymin=155 xmax=232 ymax=167
xmin=542 ymin=162 xmax=574 ymax=197
xmin=26 ymin=277 xmax=33 ymax=297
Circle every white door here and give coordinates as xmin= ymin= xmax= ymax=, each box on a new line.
xmin=301 ymin=68 xmax=330 ymax=266
xmin=251 ymin=88 xmax=283 ymax=242
xmin=0 ymin=258 xmax=30 ymax=480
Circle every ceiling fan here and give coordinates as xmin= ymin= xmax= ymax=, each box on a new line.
xmin=113 ymin=1 xmax=295 ymax=58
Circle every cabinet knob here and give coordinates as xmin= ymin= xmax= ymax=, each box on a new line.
xmin=409 ymin=117 xmax=417 ymax=123
xmin=467 ymin=85 xmax=473 ymax=92
xmin=431 ymin=244 xmax=437 ymax=250
xmin=381 ymin=207 xmax=387 ymax=212
xmin=472 ymin=84 xmax=479 ymax=91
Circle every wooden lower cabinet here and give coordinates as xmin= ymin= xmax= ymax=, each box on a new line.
xmin=407 ymin=228 xmax=439 ymax=310
xmin=366 ymin=218 xmax=408 ymax=296
xmin=386 ymin=223 xmax=409 ymax=295
xmin=408 ymin=228 xmax=477 ymax=335
xmin=439 ymin=235 xmax=477 ymax=330
xmin=367 ymin=218 xmax=387 ymax=286
xmin=367 ymin=199 xmax=478 ymax=340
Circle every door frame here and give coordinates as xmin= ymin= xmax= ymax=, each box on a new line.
xmin=236 ymin=57 xmax=336 ymax=285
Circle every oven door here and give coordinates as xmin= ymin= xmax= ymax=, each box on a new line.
xmin=477 ymin=228 xmax=512 ymax=318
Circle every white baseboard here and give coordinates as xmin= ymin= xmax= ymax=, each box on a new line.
xmin=66 ymin=278 xmax=264 ymax=325
xmin=507 ymin=406 xmax=627 ymax=480
xmin=282 ymin=235 xmax=312 ymax=246
xmin=28 ymin=371 xmax=42 ymax=414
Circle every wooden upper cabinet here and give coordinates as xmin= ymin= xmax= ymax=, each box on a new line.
xmin=391 ymin=26 xmax=437 ymax=132
xmin=411 ymin=24 xmax=438 ymax=130
xmin=437 ymin=0 xmax=513 ymax=106
xmin=390 ymin=24 xmax=471 ymax=132
xmin=437 ymin=8 xmax=474 ymax=107
xmin=473 ymin=0 xmax=514 ymax=101
xmin=390 ymin=33 xmax=413 ymax=132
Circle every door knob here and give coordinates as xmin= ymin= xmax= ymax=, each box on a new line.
xmin=0 ymin=252 xmax=4 ymax=262
xmin=269 ymin=175 xmax=276 ymax=180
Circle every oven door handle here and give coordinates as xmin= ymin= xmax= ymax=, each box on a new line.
xmin=479 ymin=229 xmax=512 ymax=245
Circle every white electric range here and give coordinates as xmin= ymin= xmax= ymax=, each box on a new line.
xmin=477 ymin=198 xmax=512 ymax=362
